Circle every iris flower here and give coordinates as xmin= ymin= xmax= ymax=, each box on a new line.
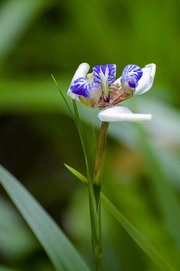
xmin=67 ymin=63 xmax=156 ymax=122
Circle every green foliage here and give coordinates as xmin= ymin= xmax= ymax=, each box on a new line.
xmin=0 ymin=165 xmax=90 ymax=271
xmin=64 ymin=164 xmax=177 ymax=271
xmin=64 ymin=164 xmax=87 ymax=184
xmin=101 ymin=194 xmax=176 ymax=271
xmin=0 ymin=197 xmax=37 ymax=258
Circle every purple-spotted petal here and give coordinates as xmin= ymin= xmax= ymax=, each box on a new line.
xmin=70 ymin=77 xmax=99 ymax=98
xmin=120 ymin=64 xmax=143 ymax=90
xmin=93 ymin=64 xmax=116 ymax=84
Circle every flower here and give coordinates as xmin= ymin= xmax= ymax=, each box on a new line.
xmin=67 ymin=63 xmax=156 ymax=122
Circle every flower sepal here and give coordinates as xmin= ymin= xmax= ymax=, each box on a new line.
xmin=98 ymin=105 xmax=152 ymax=123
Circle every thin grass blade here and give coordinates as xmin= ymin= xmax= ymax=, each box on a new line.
xmin=64 ymin=164 xmax=87 ymax=184
xmin=65 ymin=164 xmax=176 ymax=271
xmin=101 ymin=194 xmax=176 ymax=271
xmin=51 ymin=75 xmax=74 ymax=118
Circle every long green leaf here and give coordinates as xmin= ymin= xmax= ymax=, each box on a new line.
xmin=65 ymin=164 xmax=176 ymax=271
xmin=0 ymin=165 xmax=90 ymax=271
xmin=0 ymin=197 xmax=37 ymax=258
xmin=101 ymin=194 xmax=176 ymax=271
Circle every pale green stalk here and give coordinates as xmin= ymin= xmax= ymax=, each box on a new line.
xmin=72 ymin=101 xmax=101 ymax=269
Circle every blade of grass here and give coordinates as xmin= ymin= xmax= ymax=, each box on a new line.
xmin=51 ymin=75 xmax=74 ymax=118
xmin=0 ymin=197 xmax=37 ymax=258
xmin=72 ymin=100 xmax=91 ymax=178
xmin=64 ymin=163 xmax=87 ymax=184
xmin=52 ymin=77 xmax=98 ymax=242
xmin=0 ymin=165 xmax=90 ymax=271
xmin=101 ymin=194 xmax=176 ymax=271
xmin=64 ymin=164 xmax=177 ymax=271
xmin=71 ymin=99 xmax=104 ymax=269
xmin=52 ymin=76 xmax=91 ymax=179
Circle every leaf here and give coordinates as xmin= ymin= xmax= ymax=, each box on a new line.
xmin=72 ymin=100 xmax=91 ymax=178
xmin=51 ymin=75 xmax=74 ymax=118
xmin=0 ymin=165 xmax=90 ymax=271
xmin=0 ymin=198 xmax=37 ymax=259
xmin=101 ymin=194 xmax=176 ymax=271
xmin=64 ymin=164 xmax=87 ymax=184
xmin=65 ymin=164 xmax=176 ymax=271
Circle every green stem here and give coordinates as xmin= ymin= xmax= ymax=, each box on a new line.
xmin=72 ymin=100 xmax=108 ymax=270
xmin=92 ymin=121 xmax=109 ymax=271
xmin=94 ymin=122 xmax=109 ymax=186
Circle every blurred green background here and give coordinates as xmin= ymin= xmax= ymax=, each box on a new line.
xmin=0 ymin=0 xmax=180 ymax=270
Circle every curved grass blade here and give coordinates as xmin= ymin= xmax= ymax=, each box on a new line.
xmin=64 ymin=164 xmax=87 ymax=184
xmin=0 ymin=165 xmax=90 ymax=271
xmin=51 ymin=75 xmax=74 ymax=118
xmin=65 ymin=164 xmax=176 ymax=271
xmin=101 ymin=194 xmax=176 ymax=271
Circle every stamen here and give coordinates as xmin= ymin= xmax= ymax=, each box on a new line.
xmin=93 ymin=64 xmax=116 ymax=100
xmin=99 ymin=66 xmax=109 ymax=98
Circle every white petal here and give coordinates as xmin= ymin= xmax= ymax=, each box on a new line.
xmin=67 ymin=63 xmax=90 ymax=100
xmin=134 ymin=63 xmax=156 ymax=95
xmin=98 ymin=105 xmax=152 ymax=122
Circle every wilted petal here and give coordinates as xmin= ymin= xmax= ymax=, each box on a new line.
xmin=93 ymin=64 xmax=116 ymax=84
xmin=134 ymin=64 xmax=156 ymax=95
xmin=98 ymin=105 xmax=152 ymax=122
xmin=67 ymin=63 xmax=90 ymax=100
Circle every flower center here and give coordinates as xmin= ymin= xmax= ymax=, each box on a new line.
xmin=99 ymin=66 xmax=109 ymax=98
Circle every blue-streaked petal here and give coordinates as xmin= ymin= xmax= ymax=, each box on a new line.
xmin=70 ymin=78 xmax=99 ymax=98
xmin=67 ymin=63 xmax=90 ymax=100
xmin=93 ymin=64 xmax=116 ymax=84
xmin=120 ymin=64 xmax=143 ymax=90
